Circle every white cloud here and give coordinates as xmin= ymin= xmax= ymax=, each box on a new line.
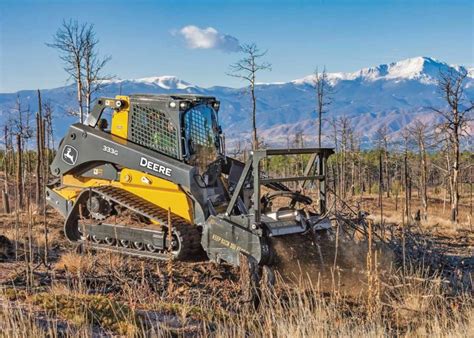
xmin=176 ymin=25 xmax=240 ymax=53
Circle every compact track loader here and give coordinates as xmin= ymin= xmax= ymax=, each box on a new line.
xmin=47 ymin=94 xmax=333 ymax=281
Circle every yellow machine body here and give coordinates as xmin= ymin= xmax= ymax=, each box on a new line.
xmin=110 ymin=95 xmax=130 ymax=139
xmin=53 ymin=168 xmax=194 ymax=223
xmin=52 ymin=95 xmax=194 ymax=224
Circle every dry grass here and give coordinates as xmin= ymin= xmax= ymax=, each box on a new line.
xmin=212 ymin=278 xmax=473 ymax=337
xmin=54 ymin=252 xmax=97 ymax=275
xmin=0 ymin=203 xmax=472 ymax=337
xmin=2 ymin=269 xmax=472 ymax=337
xmin=359 ymin=192 xmax=472 ymax=231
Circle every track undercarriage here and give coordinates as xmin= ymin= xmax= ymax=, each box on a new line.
xmin=63 ymin=186 xmax=202 ymax=260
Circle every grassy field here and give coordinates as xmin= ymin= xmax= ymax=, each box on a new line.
xmin=0 ymin=194 xmax=472 ymax=337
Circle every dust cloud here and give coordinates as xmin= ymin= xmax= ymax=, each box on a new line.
xmin=271 ymin=229 xmax=395 ymax=296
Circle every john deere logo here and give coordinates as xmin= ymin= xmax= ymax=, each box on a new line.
xmin=62 ymin=145 xmax=78 ymax=165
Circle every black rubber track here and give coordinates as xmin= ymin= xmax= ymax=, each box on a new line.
xmin=76 ymin=185 xmax=202 ymax=260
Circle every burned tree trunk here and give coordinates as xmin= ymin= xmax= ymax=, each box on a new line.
xmin=368 ymin=164 xmax=372 ymax=195
xmin=404 ymin=145 xmax=410 ymax=223
xmin=384 ymin=148 xmax=390 ymax=198
xmin=312 ymin=67 xmax=333 ymax=148
xmin=35 ymin=113 xmax=43 ymax=208
xmin=420 ymin=137 xmax=428 ymax=220
xmin=378 ymin=151 xmax=383 ymax=207
xmin=35 ymin=90 xmax=43 ymax=208
xmin=379 ymin=151 xmax=384 ymax=230
xmin=3 ymin=126 xmax=10 ymax=213
xmin=228 ymin=43 xmax=271 ymax=151
xmin=16 ymin=134 xmax=23 ymax=210
xmin=432 ymin=69 xmax=473 ymax=223
xmin=450 ymin=126 xmax=460 ymax=222
xmin=408 ymin=119 xmax=431 ymax=221
xmin=42 ymin=118 xmax=47 ymax=194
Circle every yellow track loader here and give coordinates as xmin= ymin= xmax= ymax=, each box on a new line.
xmin=47 ymin=94 xmax=333 ymax=282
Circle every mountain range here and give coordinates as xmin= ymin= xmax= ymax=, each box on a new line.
xmin=1 ymin=56 xmax=473 ymax=148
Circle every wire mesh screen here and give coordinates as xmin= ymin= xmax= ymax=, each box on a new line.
xmin=129 ymin=104 xmax=179 ymax=158
xmin=187 ymin=109 xmax=211 ymax=147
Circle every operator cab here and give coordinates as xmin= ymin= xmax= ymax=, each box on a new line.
xmin=87 ymin=94 xmax=224 ymax=168
xmin=126 ymin=94 xmax=223 ymax=167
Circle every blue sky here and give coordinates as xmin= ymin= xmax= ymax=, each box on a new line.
xmin=0 ymin=0 xmax=472 ymax=93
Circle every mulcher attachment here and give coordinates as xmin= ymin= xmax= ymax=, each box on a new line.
xmin=201 ymin=148 xmax=334 ymax=296
xmin=201 ymin=215 xmax=273 ymax=266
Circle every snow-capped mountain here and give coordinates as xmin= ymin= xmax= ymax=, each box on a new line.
xmin=293 ymin=56 xmax=460 ymax=85
xmin=102 ymin=75 xmax=196 ymax=90
xmin=1 ymin=57 xmax=472 ymax=148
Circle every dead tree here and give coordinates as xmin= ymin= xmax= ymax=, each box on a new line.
xmin=339 ymin=117 xmax=352 ymax=198
xmin=375 ymin=125 xmax=391 ymax=197
xmin=432 ymin=69 xmax=474 ymax=222
xmin=408 ymin=120 xmax=432 ymax=220
xmin=82 ymin=26 xmax=112 ymax=115
xmin=311 ymin=67 xmax=333 ymax=147
xmin=16 ymin=134 xmax=23 ymax=210
xmin=2 ymin=126 xmax=10 ymax=213
xmin=470 ymin=162 xmax=473 ymax=229
xmin=329 ymin=118 xmax=340 ymax=197
xmin=228 ymin=43 xmax=271 ymax=150
xmin=47 ymin=20 xmax=85 ymax=122
xmin=43 ymin=101 xmax=55 ymax=162
xmin=35 ymin=90 xmax=43 ymax=207
xmin=229 ymin=140 xmax=244 ymax=159
xmin=35 ymin=113 xmax=44 ymax=207
xmin=42 ymin=118 xmax=47 ymax=186
xmin=401 ymin=129 xmax=411 ymax=223
xmin=379 ymin=149 xmax=384 ymax=225
xmin=11 ymin=96 xmax=31 ymax=210
xmin=357 ymin=140 xmax=363 ymax=196
xmin=24 ymin=106 xmax=33 ymax=175
xmin=349 ymin=132 xmax=359 ymax=196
